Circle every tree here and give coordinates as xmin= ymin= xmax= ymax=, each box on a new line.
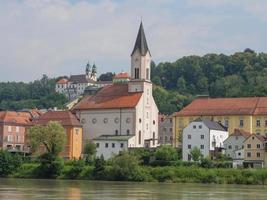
xmin=98 ymin=72 xmax=115 ymax=81
xmin=93 ymin=155 xmax=106 ymax=180
xmin=154 ymin=145 xmax=177 ymax=161
xmin=189 ymin=147 xmax=202 ymax=162
xmin=0 ymin=150 xmax=22 ymax=177
xmin=84 ymin=141 xmax=97 ymax=163
xmin=27 ymin=121 xmax=66 ymax=156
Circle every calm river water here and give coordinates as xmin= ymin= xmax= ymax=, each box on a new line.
xmin=0 ymin=178 xmax=267 ymax=200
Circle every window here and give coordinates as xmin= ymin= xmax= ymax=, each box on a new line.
xmin=256 ymin=120 xmax=261 ymax=127
xmin=96 ymin=143 xmax=100 ymax=148
xmin=188 ymin=154 xmax=191 ymax=161
xmin=139 ymin=118 xmax=142 ymax=123
xmin=257 ymin=152 xmax=261 ymax=157
xmin=127 ymin=130 xmax=130 ymax=135
xmin=228 ymin=145 xmax=232 ymax=149
xmin=92 ymin=118 xmax=97 ymax=124
xmin=199 ymin=125 xmax=202 ymax=129
xmin=115 ymin=130 xmax=119 ymax=135
xmin=257 ymin=144 xmax=261 ymax=149
xmin=188 ymin=135 xmax=191 ymax=139
xmin=247 ymin=144 xmax=251 ymax=149
xmin=170 ymin=136 xmax=173 ymax=141
xmin=146 ymin=123 xmax=148 ymax=130
xmin=8 ymin=126 xmax=12 ymax=132
xmin=138 ymin=131 xmax=141 ymax=145
xmin=235 ymin=145 xmax=238 ymax=150
xmin=240 ymin=119 xmax=244 ymax=127
xmin=134 ymin=68 xmax=140 ymax=79
xmin=238 ymin=152 xmax=241 ymax=156
xmin=126 ymin=118 xmax=131 ymax=123
xmin=170 ymin=119 xmax=173 ymax=123
xmin=193 ymin=125 xmax=196 ymax=129
xmin=120 ymin=143 xmax=124 ymax=148
xmin=201 ymin=135 xmax=204 ymax=139
xmin=265 ymin=120 xmax=267 ymax=127
xmin=169 ymin=128 xmax=173 ymax=132
xmin=103 ymin=118 xmax=108 ymax=124
xmin=16 ymin=126 xmax=19 ymax=132
xmin=200 ymin=145 xmax=204 ymax=149
xmin=153 ymin=132 xmax=155 ymax=146
xmin=188 ymin=144 xmax=191 ymax=149
xmin=153 ymin=120 xmax=155 ymax=125
xmin=7 ymin=135 xmax=13 ymax=142
xmin=146 ymin=68 xmax=149 ymax=79
xmin=112 ymin=143 xmax=115 ymax=148
xmin=105 ymin=143 xmax=109 ymax=148
xmin=247 ymin=152 xmax=251 ymax=157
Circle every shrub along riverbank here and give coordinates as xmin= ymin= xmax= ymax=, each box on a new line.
xmin=2 ymin=150 xmax=267 ymax=185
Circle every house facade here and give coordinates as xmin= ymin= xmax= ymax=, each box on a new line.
xmin=223 ymin=129 xmax=250 ymax=159
xmin=173 ymin=97 xmax=267 ymax=147
xmin=73 ymin=22 xmax=159 ymax=158
xmin=158 ymin=115 xmax=173 ymax=145
xmin=243 ymin=134 xmax=267 ymax=168
xmin=31 ymin=111 xmax=83 ymax=159
xmin=182 ymin=119 xmax=228 ymax=161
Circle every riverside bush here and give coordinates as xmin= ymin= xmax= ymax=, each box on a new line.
xmin=13 ymin=163 xmax=39 ymax=178
xmin=62 ymin=160 xmax=85 ymax=179
xmin=0 ymin=150 xmax=22 ymax=177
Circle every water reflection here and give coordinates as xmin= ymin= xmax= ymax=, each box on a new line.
xmin=0 ymin=178 xmax=266 ymax=200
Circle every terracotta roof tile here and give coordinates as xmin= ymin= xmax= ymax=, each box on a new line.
xmin=0 ymin=111 xmax=32 ymax=125
xmin=73 ymin=84 xmax=142 ymax=110
xmin=114 ymin=72 xmax=130 ymax=79
xmin=32 ymin=111 xmax=81 ymax=127
xmin=175 ymin=97 xmax=267 ymax=116
xmin=231 ymin=129 xmax=251 ymax=138
xmin=57 ymin=78 xmax=69 ymax=84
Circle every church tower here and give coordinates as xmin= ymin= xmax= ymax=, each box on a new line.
xmin=129 ymin=22 xmax=152 ymax=93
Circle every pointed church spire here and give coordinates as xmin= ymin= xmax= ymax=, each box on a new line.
xmin=131 ymin=22 xmax=150 ymax=56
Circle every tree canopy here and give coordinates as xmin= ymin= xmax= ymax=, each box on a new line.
xmin=27 ymin=121 xmax=66 ymax=156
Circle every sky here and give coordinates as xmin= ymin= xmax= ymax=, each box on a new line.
xmin=1 ymin=0 xmax=267 ymax=82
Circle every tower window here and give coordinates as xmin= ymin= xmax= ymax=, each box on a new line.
xmin=139 ymin=131 xmax=141 ymax=145
xmin=134 ymin=68 xmax=140 ymax=79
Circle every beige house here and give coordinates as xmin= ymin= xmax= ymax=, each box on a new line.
xmin=243 ymin=134 xmax=267 ymax=168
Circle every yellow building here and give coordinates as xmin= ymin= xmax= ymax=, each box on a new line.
xmin=32 ymin=111 xmax=83 ymax=159
xmin=243 ymin=134 xmax=267 ymax=168
xmin=173 ymin=97 xmax=267 ymax=147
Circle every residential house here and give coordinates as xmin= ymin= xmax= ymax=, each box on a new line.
xmin=73 ymin=22 xmax=159 ymax=159
xmin=32 ymin=111 xmax=82 ymax=159
xmin=158 ymin=115 xmax=173 ymax=145
xmin=243 ymin=134 xmax=267 ymax=168
xmin=182 ymin=119 xmax=228 ymax=161
xmin=0 ymin=111 xmax=32 ymax=152
xmin=223 ymin=129 xmax=250 ymax=168
xmin=173 ymin=97 xmax=267 ymax=147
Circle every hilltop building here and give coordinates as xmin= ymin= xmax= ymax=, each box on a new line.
xmin=73 ymin=22 xmax=159 ymax=159
xmin=173 ymin=97 xmax=267 ymax=147
xmin=55 ymin=63 xmax=112 ymax=100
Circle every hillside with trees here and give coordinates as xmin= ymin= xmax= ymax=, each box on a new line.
xmin=0 ymin=75 xmax=67 ymax=111
xmin=152 ymin=49 xmax=267 ymax=114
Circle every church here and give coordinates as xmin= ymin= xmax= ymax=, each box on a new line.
xmin=73 ymin=22 xmax=159 ymax=159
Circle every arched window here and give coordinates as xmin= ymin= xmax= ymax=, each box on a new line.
xmin=153 ymin=132 xmax=155 ymax=146
xmin=127 ymin=129 xmax=130 ymax=135
xmin=115 ymin=130 xmax=118 ymax=135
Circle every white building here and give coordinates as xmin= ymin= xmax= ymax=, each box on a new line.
xmin=73 ymin=22 xmax=159 ymax=159
xmin=182 ymin=119 xmax=228 ymax=161
xmin=93 ymin=135 xmax=135 ymax=159
xmin=223 ymin=129 xmax=250 ymax=167
xmin=55 ymin=63 xmax=112 ymax=100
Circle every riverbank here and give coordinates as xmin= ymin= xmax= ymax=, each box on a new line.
xmin=10 ymin=162 xmax=267 ymax=185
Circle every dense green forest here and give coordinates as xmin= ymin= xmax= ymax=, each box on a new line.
xmin=1 ymin=49 xmax=267 ymax=113
xmin=152 ymin=49 xmax=267 ymax=114
xmin=0 ymin=75 xmax=67 ymax=111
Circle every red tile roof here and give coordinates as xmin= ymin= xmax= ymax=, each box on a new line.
xmin=175 ymin=97 xmax=267 ymax=116
xmin=73 ymin=84 xmax=142 ymax=110
xmin=0 ymin=111 xmax=32 ymax=125
xmin=231 ymin=129 xmax=251 ymax=138
xmin=56 ymin=78 xmax=68 ymax=84
xmin=114 ymin=72 xmax=130 ymax=79
xmin=32 ymin=111 xmax=81 ymax=127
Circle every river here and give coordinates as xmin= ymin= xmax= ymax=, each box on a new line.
xmin=0 ymin=178 xmax=266 ymax=200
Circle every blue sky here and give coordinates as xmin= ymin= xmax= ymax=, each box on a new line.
xmin=1 ymin=0 xmax=267 ymax=82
